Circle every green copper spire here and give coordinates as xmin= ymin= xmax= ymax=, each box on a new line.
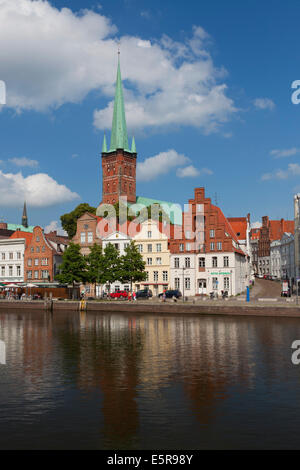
xmin=131 ymin=136 xmax=136 ymax=153
xmin=109 ymin=58 xmax=130 ymax=152
xmin=102 ymin=133 xmax=107 ymax=153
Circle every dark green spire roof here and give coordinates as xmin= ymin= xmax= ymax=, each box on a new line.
xmin=109 ymin=58 xmax=130 ymax=152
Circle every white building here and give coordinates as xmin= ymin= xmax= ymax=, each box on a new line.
xmin=270 ymin=233 xmax=295 ymax=281
xmin=0 ymin=238 xmax=26 ymax=283
xmin=100 ymin=230 xmax=132 ymax=295
xmin=170 ymin=251 xmax=248 ymax=297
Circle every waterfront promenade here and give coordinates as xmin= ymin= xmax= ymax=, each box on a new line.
xmin=0 ymin=296 xmax=300 ymax=317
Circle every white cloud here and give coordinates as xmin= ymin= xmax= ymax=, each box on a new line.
xmin=177 ymin=165 xmax=200 ymax=178
xmin=254 ymin=98 xmax=275 ymax=110
xmin=137 ymin=40 xmax=151 ymax=48
xmin=176 ymin=165 xmax=213 ymax=178
xmin=137 ymin=149 xmax=190 ymax=181
xmin=9 ymin=157 xmax=38 ymax=167
xmin=0 ymin=0 xmax=235 ymax=133
xmin=270 ymin=148 xmax=299 ymax=158
xmin=250 ymin=221 xmax=262 ymax=229
xmin=0 ymin=170 xmax=79 ymax=207
xmin=44 ymin=220 xmax=67 ymax=236
xmin=261 ymin=163 xmax=300 ymax=181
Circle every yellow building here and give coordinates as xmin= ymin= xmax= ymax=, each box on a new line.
xmin=133 ymin=220 xmax=170 ymax=296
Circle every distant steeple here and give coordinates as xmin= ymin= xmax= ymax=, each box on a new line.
xmin=131 ymin=136 xmax=136 ymax=153
xmin=109 ymin=57 xmax=130 ymax=152
xmin=22 ymin=202 xmax=28 ymax=228
xmin=102 ymin=133 xmax=107 ymax=153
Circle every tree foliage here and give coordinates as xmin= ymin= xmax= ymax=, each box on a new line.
xmin=55 ymin=243 xmax=88 ymax=284
xmin=119 ymin=241 xmax=147 ymax=291
xmin=60 ymin=203 xmax=96 ymax=238
xmin=87 ymin=243 xmax=106 ymax=286
xmin=102 ymin=243 xmax=122 ymax=290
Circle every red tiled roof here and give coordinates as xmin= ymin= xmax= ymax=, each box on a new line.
xmin=269 ymin=220 xmax=294 ymax=241
xmin=227 ymin=217 xmax=247 ymax=240
xmin=10 ymin=230 xmax=33 ymax=246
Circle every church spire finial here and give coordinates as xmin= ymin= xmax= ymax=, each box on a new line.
xmin=109 ymin=54 xmax=130 ymax=152
xmin=102 ymin=132 xmax=107 ymax=153
xmin=22 ymin=201 xmax=28 ymax=228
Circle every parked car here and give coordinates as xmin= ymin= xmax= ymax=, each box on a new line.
xmin=136 ymin=289 xmax=152 ymax=299
xmin=109 ymin=290 xmax=128 ymax=299
xmin=158 ymin=290 xmax=182 ymax=299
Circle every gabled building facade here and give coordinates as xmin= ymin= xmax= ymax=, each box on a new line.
xmin=169 ymin=188 xmax=249 ymax=297
xmin=24 ymin=226 xmax=69 ymax=283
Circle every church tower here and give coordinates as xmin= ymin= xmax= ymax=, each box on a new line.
xmin=101 ymin=57 xmax=137 ymax=204
xmin=22 ymin=201 xmax=28 ymax=228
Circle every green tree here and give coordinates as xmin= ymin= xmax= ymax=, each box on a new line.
xmin=87 ymin=243 xmax=105 ymax=296
xmin=119 ymin=241 xmax=147 ymax=293
xmin=56 ymin=243 xmax=88 ymax=298
xmin=60 ymin=203 xmax=96 ymax=238
xmin=102 ymin=243 xmax=122 ymax=294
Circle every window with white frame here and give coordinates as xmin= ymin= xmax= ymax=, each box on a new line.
xmin=156 ymin=243 xmax=162 ymax=252
xmin=217 ymin=242 xmax=222 ymax=250
xmin=156 ymin=257 xmax=162 ymax=265
xmin=147 ymin=244 xmax=152 ymax=253
xmin=147 ymin=231 xmax=152 ymax=238
xmin=9 ymin=252 xmax=13 ymax=260
xmin=153 ymin=271 xmax=158 ymax=282
xmin=41 ymin=258 xmax=48 ymax=266
xmin=8 ymin=266 xmax=13 ymax=276
xmin=147 ymin=258 xmax=152 ymax=265
xmin=145 ymin=271 xmax=149 ymax=281
xmin=185 ymin=277 xmax=190 ymax=289
xmin=27 ymin=258 xmax=32 ymax=266
xmin=210 ymin=242 xmax=215 ymax=250
xmin=81 ymin=232 xmax=86 ymax=243
xmin=175 ymin=277 xmax=180 ymax=289
xmin=34 ymin=258 xmax=39 ymax=266
xmin=174 ymin=257 xmax=179 ymax=268
xmin=88 ymin=232 xmax=93 ymax=243
xmin=16 ymin=266 xmax=21 ymax=276
xmin=224 ymin=277 xmax=230 ymax=290
xmin=1 ymin=266 xmax=5 ymax=276
xmin=163 ymin=271 xmax=168 ymax=281
xmin=210 ymin=229 xmax=215 ymax=238
xmin=224 ymin=256 xmax=229 ymax=267
xmin=212 ymin=256 xmax=218 ymax=267
xmin=199 ymin=257 xmax=205 ymax=267
xmin=137 ymin=244 xmax=143 ymax=253
xmin=17 ymin=252 xmax=21 ymax=260
xmin=185 ymin=257 xmax=190 ymax=268
xmin=212 ymin=277 xmax=218 ymax=289
xmin=34 ymin=271 xmax=38 ymax=279
xmin=186 ymin=243 xmax=191 ymax=251
xmin=42 ymin=270 xmax=49 ymax=279
xmin=179 ymin=243 xmax=184 ymax=252
xmin=185 ymin=231 xmax=191 ymax=239
xmin=27 ymin=270 xmax=32 ymax=279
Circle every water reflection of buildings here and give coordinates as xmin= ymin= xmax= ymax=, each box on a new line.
xmin=0 ymin=310 xmax=298 ymax=447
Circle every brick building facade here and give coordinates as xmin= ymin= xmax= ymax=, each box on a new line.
xmin=24 ymin=226 xmax=69 ymax=282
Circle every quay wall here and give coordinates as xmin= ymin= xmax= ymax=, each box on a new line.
xmin=1 ymin=299 xmax=300 ymax=318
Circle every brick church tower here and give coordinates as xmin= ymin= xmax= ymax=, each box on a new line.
xmin=101 ymin=58 xmax=137 ymax=204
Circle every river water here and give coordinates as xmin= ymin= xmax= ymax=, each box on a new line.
xmin=0 ymin=310 xmax=300 ymax=449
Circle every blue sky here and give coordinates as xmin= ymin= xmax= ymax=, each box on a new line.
xmin=0 ymin=0 xmax=300 ymax=232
